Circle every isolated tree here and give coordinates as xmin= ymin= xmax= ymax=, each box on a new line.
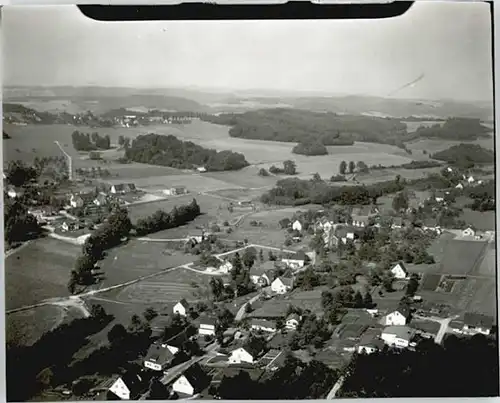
xmin=312 ymin=173 xmax=322 ymax=182
xmin=210 ymin=277 xmax=224 ymax=301
xmin=405 ymin=274 xmax=420 ymax=297
xmin=231 ymin=252 xmax=243 ymax=279
xmin=357 ymin=161 xmax=369 ymax=173
xmin=339 ymin=160 xmax=347 ymax=175
xmin=392 ymin=191 xmax=409 ymax=212
xmin=348 ymin=161 xmax=356 ymax=174
xmin=259 ymin=249 xmax=265 ymax=262
xmin=258 ymin=168 xmax=270 ymax=177
xmin=107 ymin=324 xmax=128 ymax=346
xmin=283 ymin=160 xmax=297 ymax=175
xmin=363 ymin=291 xmax=373 ymax=308
xmin=242 ymin=247 xmax=257 ymax=268
xmin=354 ymin=291 xmax=364 ymax=308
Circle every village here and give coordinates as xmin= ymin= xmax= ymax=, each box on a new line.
xmin=5 ymin=159 xmax=495 ymax=400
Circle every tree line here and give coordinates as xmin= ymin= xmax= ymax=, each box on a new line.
xmin=339 ymin=160 xmax=368 ymax=175
xmin=72 ymin=130 xmax=111 ymax=151
xmin=431 ymin=143 xmax=494 ymax=168
xmin=68 ymin=199 xmax=201 ymax=293
xmin=124 ymin=133 xmax=249 ymax=171
xmin=410 ymin=118 xmax=491 ymax=141
xmin=261 ymin=176 xmax=405 ymax=206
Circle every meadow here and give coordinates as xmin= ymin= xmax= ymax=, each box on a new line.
xmin=5 ymin=238 xmax=80 ymax=310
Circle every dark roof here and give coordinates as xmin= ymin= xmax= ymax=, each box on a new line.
xmin=335 ymin=225 xmax=356 ymax=238
xmin=286 ymin=313 xmax=300 ymax=322
xmin=144 ymin=343 xmax=175 ymax=365
xmin=198 ymin=314 xmax=217 ymax=326
xmin=242 ymin=337 xmax=267 ymax=357
xmin=276 ymin=276 xmax=293 ymax=287
xmin=464 ymin=312 xmax=494 ymax=329
xmin=177 ymin=298 xmax=189 ymax=309
xmin=358 ymin=328 xmax=383 ymax=348
xmin=177 ymin=363 xmax=207 ymax=392
xmin=396 ymin=304 xmax=411 ymax=318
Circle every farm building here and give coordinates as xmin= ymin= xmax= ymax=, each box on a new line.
xmin=228 ymin=339 xmax=266 ymax=365
xmin=144 ymin=343 xmax=175 ymax=372
xmin=384 ymin=305 xmax=411 ymax=326
xmin=292 ymin=220 xmax=303 ymax=231
xmin=61 ymin=221 xmax=81 ymax=232
xmin=455 ymin=183 xmax=464 ymax=190
xmin=335 ymin=226 xmax=356 ymax=244
xmin=390 ymin=262 xmax=408 ymax=280
xmin=198 ymin=315 xmax=216 ymax=336
xmin=281 ymin=251 xmax=307 ymax=269
xmin=171 ymin=363 xmax=208 ymax=397
xmin=462 ymin=312 xmax=494 ymax=336
xmin=173 ymin=299 xmax=190 ymax=317
xmin=163 ymin=186 xmax=188 ymax=196
xmin=110 ymin=183 xmax=136 ymax=194
xmin=285 ymin=313 xmax=301 ymax=330
xmin=271 ymin=276 xmax=294 ymax=294
xmin=250 ymin=319 xmax=277 ymax=333
xmin=381 ymin=326 xmax=415 ymax=349
xmin=219 ymin=260 xmax=233 ymax=274
xmin=260 ymin=349 xmax=286 ymax=371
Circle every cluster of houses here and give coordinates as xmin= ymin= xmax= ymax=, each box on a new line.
xmin=115 ymin=115 xmax=194 ymax=128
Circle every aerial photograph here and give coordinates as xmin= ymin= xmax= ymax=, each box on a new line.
xmin=3 ymin=2 xmax=498 ymax=401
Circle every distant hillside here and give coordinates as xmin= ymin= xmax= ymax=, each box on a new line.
xmin=202 ymin=108 xmax=406 ymax=146
xmin=431 ymin=143 xmax=494 ymax=166
xmin=125 ymin=133 xmax=249 ymax=172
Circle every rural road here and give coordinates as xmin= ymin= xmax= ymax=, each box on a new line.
xmin=413 ymin=314 xmax=459 ymax=344
xmin=326 ymin=376 xmax=345 ymax=399
xmin=235 ymin=293 xmax=262 ymax=321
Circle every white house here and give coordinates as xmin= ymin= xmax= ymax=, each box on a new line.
xmin=110 ymin=183 xmax=136 ymax=194
xmin=384 ymin=306 xmax=411 ymax=326
xmin=198 ymin=316 xmax=216 ymax=336
xmin=250 ymin=319 xmax=277 ymax=333
xmin=197 ymin=166 xmax=207 ymax=173
xmin=61 ymin=221 xmax=80 ymax=232
xmin=172 ymin=364 xmax=206 ymax=396
xmin=462 ymin=226 xmax=476 ymax=237
xmin=390 ymin=262 xmax=408 ymax=280
xmin=285 ymin=313 xmax=300 ymax=330
xmin=455 ymin=183 xmax=464 ymax=190
xmin=467 ymin=175 xmax=475 ymax=184
xmin=292 ymin=220 xmax=303 ymax=232
xmin=173 ymin=299 xmax=190 ymax=317
xmin=462 ymin=313 xmax=494 ymax=336
xmin=381 ymin=326 xmax=415 ymax=349
xmin=228 ymin=347 xmax=255 ymax=364
xmin=93 ymin=194 xmax=108 ymax=206
xmin=108 ymin=377 xmax=132 ymax=400
xmin=218 ymin=261 xmax=233 ymax=274
xmin=271 ymin=277 xmax=294 ymax=294
xmin=281 ymin=251 xmax=306 ymax=269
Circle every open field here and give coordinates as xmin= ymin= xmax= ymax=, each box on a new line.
xmin=5 ymin=238 xmax=80 ymax=310
xmin=436 ymin=239 xmax=489 ymax=276
xmin=354 ymin=166 xmax=443 ymax=185
xmin=204 ymin=167 xmax=278 ymax=189
xmin=460 ymin=208 xmax=495 ymax=231
xmin=96 ymin=240 xmax=195 ymax=288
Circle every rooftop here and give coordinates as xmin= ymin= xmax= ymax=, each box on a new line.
xmin=382 ymin=326 xmax=414 ymax=341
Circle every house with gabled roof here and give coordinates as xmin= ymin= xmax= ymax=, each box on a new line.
xmin=384 ymin=305 xmax=411 ymax=326
xmin=390 ymin=262 xmax=408 ymax=280
xmin=110 ymin=183 xmax=136 ymax=194
xmin=357 ymin=327 xmax=384 ymax=355
xmin=144 ymin=343 xmax=175 ymax=372
xmin=228 ymin=337 xmax=267 ymax=365
xmin=98 ymin=372 xmax=143 ymax=400
xmin=173 ymin=299 xmax=190 ymax=317
xmin=463 ymin=312 xmax=494 ymax=336
xmin=171 ymin=363 xmax=209 ymax=397
xmin=285 ymin=313 xmax=301 ymax=330
xmin=381 ymin=326 xmax=415 ymax=349
xmin=281 ymin=251 xmax=307 ymax=269
xmin=250 ymin=261 xmax=275 ymax=285
xmin=462 ymin=226 xmax=476 ymax=238
xmin=271 ymin=276 xmax=294 ymax=294
xmin=335 ymin=225 xmax=356 ymax=244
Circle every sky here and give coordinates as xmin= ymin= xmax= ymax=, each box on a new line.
xmin=2 ymin=2 xmax=494 ymax=102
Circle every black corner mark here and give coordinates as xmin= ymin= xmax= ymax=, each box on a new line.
xmin=78 ymin=2 xmax=414 ymax=21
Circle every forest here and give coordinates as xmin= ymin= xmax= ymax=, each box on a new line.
xmin=202 ymin=108 xmax=405 ymax=145
xmin=292 ymin=139 xmax=328 ymax=156
xmin=72 ymin=130 xmax=111 ymax=151
xmin=125 ymin=133 xmax=249 ymax=171
xmin=411 ymin=117 xmax=491 ymax=141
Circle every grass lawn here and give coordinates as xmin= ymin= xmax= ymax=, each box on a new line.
xmin=96 ymin=240 xmax=195 ymax=287
xmin=5 ymin=238 xmax=80 ymax=310
xmin=460 ymin=208 xmax=495 ymax=231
